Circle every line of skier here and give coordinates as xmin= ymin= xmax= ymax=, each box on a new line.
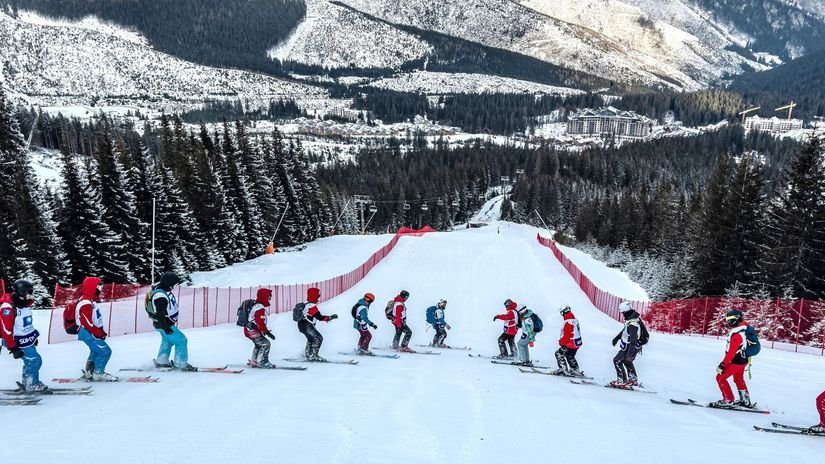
xmin=2 ymin=275 xmax=824 ymax=433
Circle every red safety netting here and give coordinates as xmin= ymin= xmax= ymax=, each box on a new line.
xmin=536 ymin=234 xmax=825 ymax=356
xmin=48 ymin=227 xmax=436 ymax=343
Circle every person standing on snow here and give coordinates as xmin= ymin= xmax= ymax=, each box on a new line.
xmin=391 ymin=290 xmax=413 ymax=352
xmin=428 ymin=299 xmax=450 ymax=347
xmin=554 ymin=306 xmax=583 ymax=376
xmin=298 ymin=287 xmax=337 ymax=361
xmin=493 ymin=299 xmax=519 ymax=359
xmin=611 ymin=302 xmax=644 ymax=387
xmin=0 ymin=280 xmax=49 ymax=393
xmin=515 ymin=306 xmax=536 ymax=366
xmin=76 ymin=277 xmax=117 ymax=381
xmin=352 ymin=292 xmax=378 ymax=355
xmin=711 ymin=309 xmax=755 ymax=408
xmin=148 ymin=271 xmax=196 ymax=371
xmin=806 ymin=392 xmax=825 ymax=434
xmin=244 ymin=288 xmax=275 ymax=368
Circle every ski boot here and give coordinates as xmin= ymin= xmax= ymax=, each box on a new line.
xmin=25 ymin=382 xmax=50 ymax=393
xmin=357 ymin=349 xmax=375 ymax=356
xmin=514 ymin=360 xmax=533 ymax=367
xmin=608 ymin=379 xmax=627 ymax=388
xmin=93 ymin=372 xmax=119 ymax=382
xmin=803 ymin=425 xmax=825 ymax=435
xmin=247 ymin=359 xmax=259 ymax=368
xmin=399 ymin=346 xmax=415 ymax=353
xmin=309 ymin=355 xmax=328 ymax=362
xmin=492 ymin=354 xmax=514 ymax=360
xmin=83 ymin=361 xmax=95 ymax=380
xmin=709 ymin=399 xmax=735 ymax=409
xmin=733 ymin=390 xmax=753 ymax=408
xmin=568 ymin=369 xmax=585 ymax=378
xmin=549 ymin=368 xmax=566 ymax=376
xmin=257 ymin=361 xmax=275 ymax=369
xmin=436 ymin=344 xmax=449 ymax=349
xmin=153 ymin=359 xmax=173 ymax=368
xmin=174 ymin=362 xmax=198 ymax=372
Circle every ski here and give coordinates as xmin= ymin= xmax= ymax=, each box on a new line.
xmin=338 ymin=351 xmax=400 ymax=359
xmin=771 ymin=422 xmax=808 ymax=431
xmin=518 ymin=367 xmax=593 ymax=380
xmin=490 ymin=360 xmax=551 ymax=369
xmin=468 ymin=354 xmax=504 ymax=360
xmin=753 ymin=426 xmax=825 ymax=436
xmin=52 ymin=376 xmax=159 ymax=383
xmin=283 ymin=358 xmax=359 ymax=365
xmin=570 ymin=379 xmax=657 ymax=394
xmin=415 ymin=344 xmax=471 ymax=351
xmin=228 ymin=363 xmax=308 ymax=371
xmin=378 ymin=347 xmax=441 ymax=355
xmin=120 ymin=365 xmax=242 ymax=374
xmin=669 ymin=399 xmax=769 ymax=414
xmin=0 ymin=398 xmax=41 ymax=406
xmin=2 ymin=383 xmax=93 ymax=396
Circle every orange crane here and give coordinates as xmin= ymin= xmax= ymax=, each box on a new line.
xmin=775 ymin=102 xmax=797 ymax=120
xmin=737 ymin=107 xmax=760 ymax=124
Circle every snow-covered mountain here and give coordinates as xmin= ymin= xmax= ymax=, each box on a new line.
xmin=0 ymin=11 xmax=326 ymax=111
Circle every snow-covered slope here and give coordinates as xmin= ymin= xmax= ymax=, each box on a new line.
xmin=334 ymin=0 xmax=764 ymax=89
xmin=368 ymin=71 xmax=585 ymax=95
xmin=6 ymin=223 xmax=823 ymax=464
xmin=0 ymin=11 xmax=326 ymax=110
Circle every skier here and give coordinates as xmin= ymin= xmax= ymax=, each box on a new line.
xmin=554 ymin=305 xmax=583 ymax=376
xmin=610 ymin=302 xmax=643 ymax=387
xmin=515 ymin=306 xmax=536 ymax=366
xmin=76 ymin=277 xmax=117 ymax=381
xmin=391 ymin=290 xmax=413 ymax=352
xmin=428 ymin=299 xmax=450 ymax=347
xmin=148 ymin=271 xmax=195 ymax=371
xmin=352 ymin=292 xmax=378 ymax=355
xmin=712 ymin=309 xmax=754 ymax=408
xmin=244 ymin=288 xmax=275 ymax=368
xmin=0 ymin=280 xmax=49 ymax=392
xmin=493 ymin=299 xmax=519 ymax=359
xmin=298 ymin=287 xmax=338 ymax=361
xmin=807 ymin=391 xmax=825 ymax=434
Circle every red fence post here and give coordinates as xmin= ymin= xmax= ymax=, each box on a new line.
xmin=772 ymin=298 xmax=780 ymax=349
xmin=795 ymin=298 xmax=805 ymax=352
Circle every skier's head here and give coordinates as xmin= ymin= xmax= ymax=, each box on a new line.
xmin=157 ymin=272 xmax=180 ymax=292
xmin=518 ymin=306 xmax=529 ymax=316
xmin=81 ymin=277 xmax=102 ymax=300
xmin=504 ymin=299 xmax=517 ymax=311
xmin=256 ymin=288 xmax=272 ymax=305
xmin=619 ymin=301 xmax=633 ymax=315
xmin=364 ymin=293 xmax=375 ymax=304
xmin=559 ymin=305 xmax=572 ymax=316
xmin=11 ymin=279 xmax=34 ymax=306
xmin=307 ymin=287 xmax=321 ymax=303
xmin=399 ymin=290 xmax=410 ymax=301
xmin=437 ymin=299 xmax=447 ymax=309
xmin=724 ymin=309 xmax=744 ymax=327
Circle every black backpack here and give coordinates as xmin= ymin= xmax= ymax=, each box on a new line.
xmin=236 ymin=299 xmax=256 ymax=327
xmin=351 ymin=302 xmax=361 ymax=320
xmin=384 ymin=300 xmax=395 ymax=321
xmin=638 ymin=320 xmax=650 ymax=346
xmin=292 ymin=302 xmax=307 ymax=322
xmin=530 ymin=313 xmax=543 ymax=333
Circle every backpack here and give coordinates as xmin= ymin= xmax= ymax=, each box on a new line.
xmin=144 ymin=289 xmax=163 ymax=321
xmin=426 ymin=306 xmax=437 ymax=324
xmin=744 ymin=325 xmax=760 ymax=357
xmin=384 ymin=299 xmax=395 ymax=321
xmin=530 ymin=313 xmax=543 ymax=333
xmin=236 ymin=299 xmax=256 ymax=327
xmin=351 ymin=302 xmax=361 ymax=320
xmin=638 ymin=320 xmax=650 ymax=346
xmin=63 ymin=302 xmax=79 ymax=335
xmin=292 ymin=302 xmax=307 ymax=322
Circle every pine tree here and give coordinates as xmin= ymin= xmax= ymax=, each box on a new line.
xmin=690 ymin=153 xmax=733 ymax=296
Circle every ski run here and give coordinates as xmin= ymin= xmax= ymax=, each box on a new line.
xmin=2 ymin=222 xmax=823 ymax=463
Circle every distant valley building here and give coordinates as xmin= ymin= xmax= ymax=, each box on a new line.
xmin=566 ymin=106 xmax=652 ymax=139
xmin=743 ymin=115 xmax=803 ymax=134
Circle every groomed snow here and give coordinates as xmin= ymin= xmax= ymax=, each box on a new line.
xmin=3 ymin=223 xmax=823 ymax=464
xmin=369 ymin=71 xmax=585 ymax=96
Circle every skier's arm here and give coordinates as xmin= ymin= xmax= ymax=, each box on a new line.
xmin=394 ymin=303 xmax=403 ymax=327
xmin=722 ymin=333 xmax=743 ymax=365
xmin=254 ymin=307 xmax=271 ymax=335
xmin=308 ymin=305 xmax=333 ymax=322
xmin=611 ymin=330 xmax=622 ymax=346
xmin=359 ymin=307 xmax=372 ymax=326
xmin=0 ymin=309 xmax=16 ymax=349
xmin=153 ymin=297 xmax=173 ymax=333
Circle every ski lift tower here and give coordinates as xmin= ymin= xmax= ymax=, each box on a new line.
xmin=354 ymin=195 xmax=373 ymax=235
xmin=500 ymin=175 xmax=511 ymax=200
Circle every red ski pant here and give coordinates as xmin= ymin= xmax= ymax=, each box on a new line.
xmin=817 ymin=391 xmax=825 ymax=426
xmin=716 ymin=363 xmax=747 ymax=402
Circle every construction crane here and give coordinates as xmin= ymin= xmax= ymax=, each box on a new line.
xmin=737 ymin=107 xmax=760 ymax=124
xmin=775 ymin=102 xmax=797 ymax=120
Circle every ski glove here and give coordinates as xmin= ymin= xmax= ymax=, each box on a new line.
xmin=716 ymin=363 xmax=726 ymax=375
xmin=611 ymin=334 xmax=621 ymax=346
xmin=11 ymin=347 xmax=24 ymax=359
xmin=446 ymin=324 xmax=452 ymax=330
xmin=493 ymin=315 xmax=499 ymax=321
xmin=265 ymin=332 xmax=276 ymax=340
xmin=370 ymin=323 xmax=378 ymax=329
xmin=329 ymin=314 xmax=338 ymax=320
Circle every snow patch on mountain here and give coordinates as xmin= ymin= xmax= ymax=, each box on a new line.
xmin=368 ymin=71 xmax=585 ymax=95
xmin=1 ymin=11 xmax=326 ymax=111
xmin=268 ymin=0 xmax=432 ymax=69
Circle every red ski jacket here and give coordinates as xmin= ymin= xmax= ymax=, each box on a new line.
xmin=559 ymin=311 xmax=581 ymax=349
xmin=393 ymin=295 xmax=407 ymax=328
xmin=244 ymin=288 xmax=272 ymax=337
xmin=722 ymin=321 xmax=749 ymax=366
xmin=77 ymin=277 xmax=106 ymax=339
xmin=496 ymin=308 xmax=519 ymax=336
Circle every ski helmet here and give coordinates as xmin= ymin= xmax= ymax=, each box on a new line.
xmin=724 ymin=309 xmax=744 ymax=327
xmin=400 ymin=290 xmax=410 ymax=300
xmin=364 ymin=293 xmax=375 ymax=303
xmin=12 ymin=279 xmax=34 ymax=300
xmin=619 ymin=302 xmax=633 ymax=314
xmin=157 ymin=272 xmax=180 ymax=291
xmin=504 ymin=299 xmax=517 ymax=310
xmin=559 ymin=305 xmax=572 ymax=315
xmin=437 ymin=299 xmax=447 ymax=308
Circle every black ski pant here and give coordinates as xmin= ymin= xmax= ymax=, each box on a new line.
xmin=392 ymin=324 xmax=412 ymax=348
xmin=432 ymin=325 xmax=447 ymax=346
xmin=248 ymin=334 xmax=271 ymax=363
xmin=555 ymin=346 xmax=579 ymax=371
xmin=498 ymin=333 xmax=517 ymax=357
xmin=613 ymin=348 xmax=638 ymax=382
xmin=358 ymin=328 xmax=373 ymax=351
xmin=298 ymin=320 xmax=323 ymax=359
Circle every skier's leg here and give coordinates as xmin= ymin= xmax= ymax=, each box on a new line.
xmin=91 ymin=338 xmax=112 ymax=373
xmin=21 ymin=346 xmax=42 ymax=388
xmin=401 ymin=324 xmax=412 ymax=348
xmin=432 ymin=327 xmax=440 ymax=347
xmin=517 ymin=335 xmax=530 ymax=363
xmin=299 ymin=321 xmax=312 ymax=358
xmin=249 ymin=334 xmax=261 ymax=362
xmin=393 ymin=326 xmax=403 ymax=349
xmin=362 ymin=329 xmax=372 ymax=351
xmin=613 ymin=350 xmax=627 ymax=382
xmin=258 ymin=336 xmax=271 ymax=363
xmin=507 ymin=334 xmax=517 ymax=357
xmin=716 ymin=365 xmax=736 ymax=402
xmin=731 ymin=364 xmax=750 ymax=405
xmin=497 ymin=333 xmax=508 ymax=357
xmin=169 ymin=327 xmax=189 ymax=366
xmin=155 ymin=329 xmax=173 ymax=364
xmin=555 ymin=347 xmax=568 ymax=370
xmin=78 ymin=328 xmax=96 ymax=367
xmin=566 ymin=348 xmax=580 ymax=371
xmin=310 ymin=325 xmax=323 ymax=358
xmin=438 ymin=326 xmax=448 ymax=345
xmin=817 ymin=391 xmax=825 ymax=426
